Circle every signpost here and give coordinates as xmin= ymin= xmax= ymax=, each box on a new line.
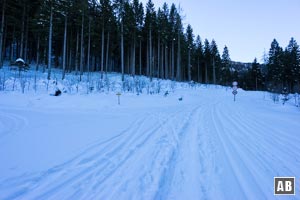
xmin=116 ymin=92 xmax=121 ymax=105
xmin=232 ymin=81 xmax=238 ymax=101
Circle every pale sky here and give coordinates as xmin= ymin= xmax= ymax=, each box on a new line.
xmin=140 ymin=0 xmax=300 ymax=63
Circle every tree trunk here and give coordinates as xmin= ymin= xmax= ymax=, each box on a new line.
xmin=75 ymin=29 xmax=79 ymax=75
xmin=47 ymin=4 xmax=53 ymax=80
xmin=132 ymin=36 xmax=136 ymax=77
xmin=169 ymin=48 xmax=171 ymax=79
xmin=165 ymin=45 xmax=168 ymax=79
xmin=80 ymin=12 xmax=84 ymax=81
xmin=62 ymin=15 xmax=67 ymax=80
xmin=176 ymin=30 xmax=181 ymax=81
xmin=0 ymin=0 xmax=5 ymax=67
xmin=171 ymin=39 xmax=175 ymax=80
xmin=139 ymin=37 xmax=141 ymax=75
xmin=121 ymin=22 xmax=124 ymax=81
xmin=157 ymin=36 xmax=160 ymax=78
xmin=205 ymin=62 xmax=208 ymax=84
xmin=105 ymin=31 xmax=110 ymax=77
xmin=24 ymin=17 xmax=28 ymax=61
xmin=20 ymin=4 xmax=25 ymax=58
xmin=2 ymin=21 xmax=7 ymax=64
xmin=149 ymin=28 xmax=152 ymax=81
xmin=87 ymin=17 xmax=91 ymax=82
xmin=43 ymin=47 xmax=46 ymax=73
xmin=101 ymin=24 xmax=104 ymax=79
xmin=256 ymin=77 xmax=258 ymax=91
xmin=146 ymin=39 xmax=149 ymax=76
xmin=197 ymin=57 xmax=200 ymax=82
xmin=36 ymin=34 xmax=40 ymax=71
xmin=10 ymin=26 xmax=15 ymax=63
xmin=127 ymin=47 xmax=130 ymax=74
xmin=68 ymin=31 xmax=73 ymax=72
xmin=188 ymin=48 xmax=190 ymax=81
xmin=161 ymin=44 xmax=164 ymax=79
xmin=153 ymin=46 xmax=156 ymax=77
xmin=213 ymin=57 xmax=216 ymax=84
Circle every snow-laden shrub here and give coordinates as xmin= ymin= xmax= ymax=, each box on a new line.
xmin=270 ymin=92 xmax=280 ymax=103
xmin=294 ymin=93 xmax=299 ymax=107
xmin=0 ymin=65 xmax=202 ymax=95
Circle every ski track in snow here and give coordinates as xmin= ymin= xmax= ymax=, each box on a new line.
xmin=0 ymin=90 xmax=300 ymax=199
xmin=0 ymin=111 xmax=27 ymax=139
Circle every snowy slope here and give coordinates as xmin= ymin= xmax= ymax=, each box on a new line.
xmin=0 ymin=76 xmax=300 ymax=199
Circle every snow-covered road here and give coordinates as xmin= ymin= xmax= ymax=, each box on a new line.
xmin=0 ymin=87 xmax=300 ymax=199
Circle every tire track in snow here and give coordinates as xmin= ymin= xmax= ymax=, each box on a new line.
xmin=195 ymin=101 xmax=223 ymax=200
xmin=80 ymin=106 xmax=193 ymax=199
xmin=162 ymin=103 xmax=224 ymax=200
xmin=212 ymin=104 xmax=267 ymax=199
xmin=152 ymin=105 xmax=201 ymax=200
xmin=223 ymin=102 xmax=300 ymax=174
xmin=234 ymin=104 xmax=300 ymax=156
xmin=208 ymin=102 xmax=249 ymax=199
xmin=0 ymin=113 xmax=153 ymax=199
xmin=217 ymin=105 xmax=275 ymax=192
xmin=0 ymin=107 xmax=188 ymax=200
xmin=0 ymin=112 xmax=27 ymax=139
xmin=216 ymin=102 xmax=300 ymax=197
xmin=83 ymin=106 xmax=197 ymax=200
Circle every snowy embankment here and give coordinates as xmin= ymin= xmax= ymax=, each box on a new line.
xmin=0 ymin=67 xmax=300 ymax=199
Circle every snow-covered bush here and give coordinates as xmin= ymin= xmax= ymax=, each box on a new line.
xmin=0 ymin=64 xmax=200 ymax=96
xmin=270 ymin=92 xmax=280 ymax=103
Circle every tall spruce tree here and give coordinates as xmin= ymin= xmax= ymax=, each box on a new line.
xmin=195 ymin=35 xmax=203 ymax=83
xmin=185 ymin=24 xmax=194 ymax=82
xmin=0 ymin=0 xmax=6 ymax=67
xmin=144 ymin=0 xmax=155 ymax=80
xmin=168 ymin=3 xmax=177 ymax=80
xmin=210 ymin=39 xmax=220 ymax=84
xmin=175 ymin=11 xmax=183 ymax=81
xmin=285 ymin=37 xmax=300 ymax=92
xmin=251 ymin=58 xmax=262 ymax=90
xmin=132 ymin=0 xmax=144 ymax=77
xmin=203 ymin=39 xmax=211 ymax=83
xmin=221 ymin=45 xmax=231 ymax=85
xmin=267 ymin=39 xmax=284 ymax=92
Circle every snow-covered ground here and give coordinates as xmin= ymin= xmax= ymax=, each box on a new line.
xmin=0 ymin=70 xmax=300 ymax=199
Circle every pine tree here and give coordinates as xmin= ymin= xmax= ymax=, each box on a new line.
xmin=175 ymin=11 xmax=183 ymax=81
xmin=131 ymin=0 xmax=144 ymax=77
xmin=47 ymin=0 xmax=53 ymax=81
xmin=0 ymin=0 xmax=6 ymax=67
xmin=267 ymin=39 xmax=284 ymax=92
xmin=221 ymin=45 xmax=231 ymax=85
xmin=251 ymin=58 xmax=262 ymax=90
xmin=168 ymin=3 xmax=176 ymax=80
xmin=195 ymin=35 xmax=203 ymax=82
xmin=185 ymin=24 xmax=194 ymax=82
xmin=156 ymin=8 xmax=163 ymax=78
xmin=144 ymin=0 xmax=155 ymax=80
xmin=79 ymin=3 xmax=86 ymax=81
xmin=285 ymin=37 xmax=300 ymax=92
xmin=203 ymin=39 xmax=210 ymax=83
xmin=57 ymin=0 xmax=73 ymax=80
xmin=114 ymin=0 xmax=126 ymax=81
xmin=210 ymin=39 xmax=220 ymax=84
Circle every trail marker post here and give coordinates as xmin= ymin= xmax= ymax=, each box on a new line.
xmin=232 ymin=81 xmax=238 ymax=101
xmin=116 ymin=92 xmax=121 ymax=105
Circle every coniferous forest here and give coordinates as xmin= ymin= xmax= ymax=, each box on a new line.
xmin=0 ymin=0 xmax=299 ymax=93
